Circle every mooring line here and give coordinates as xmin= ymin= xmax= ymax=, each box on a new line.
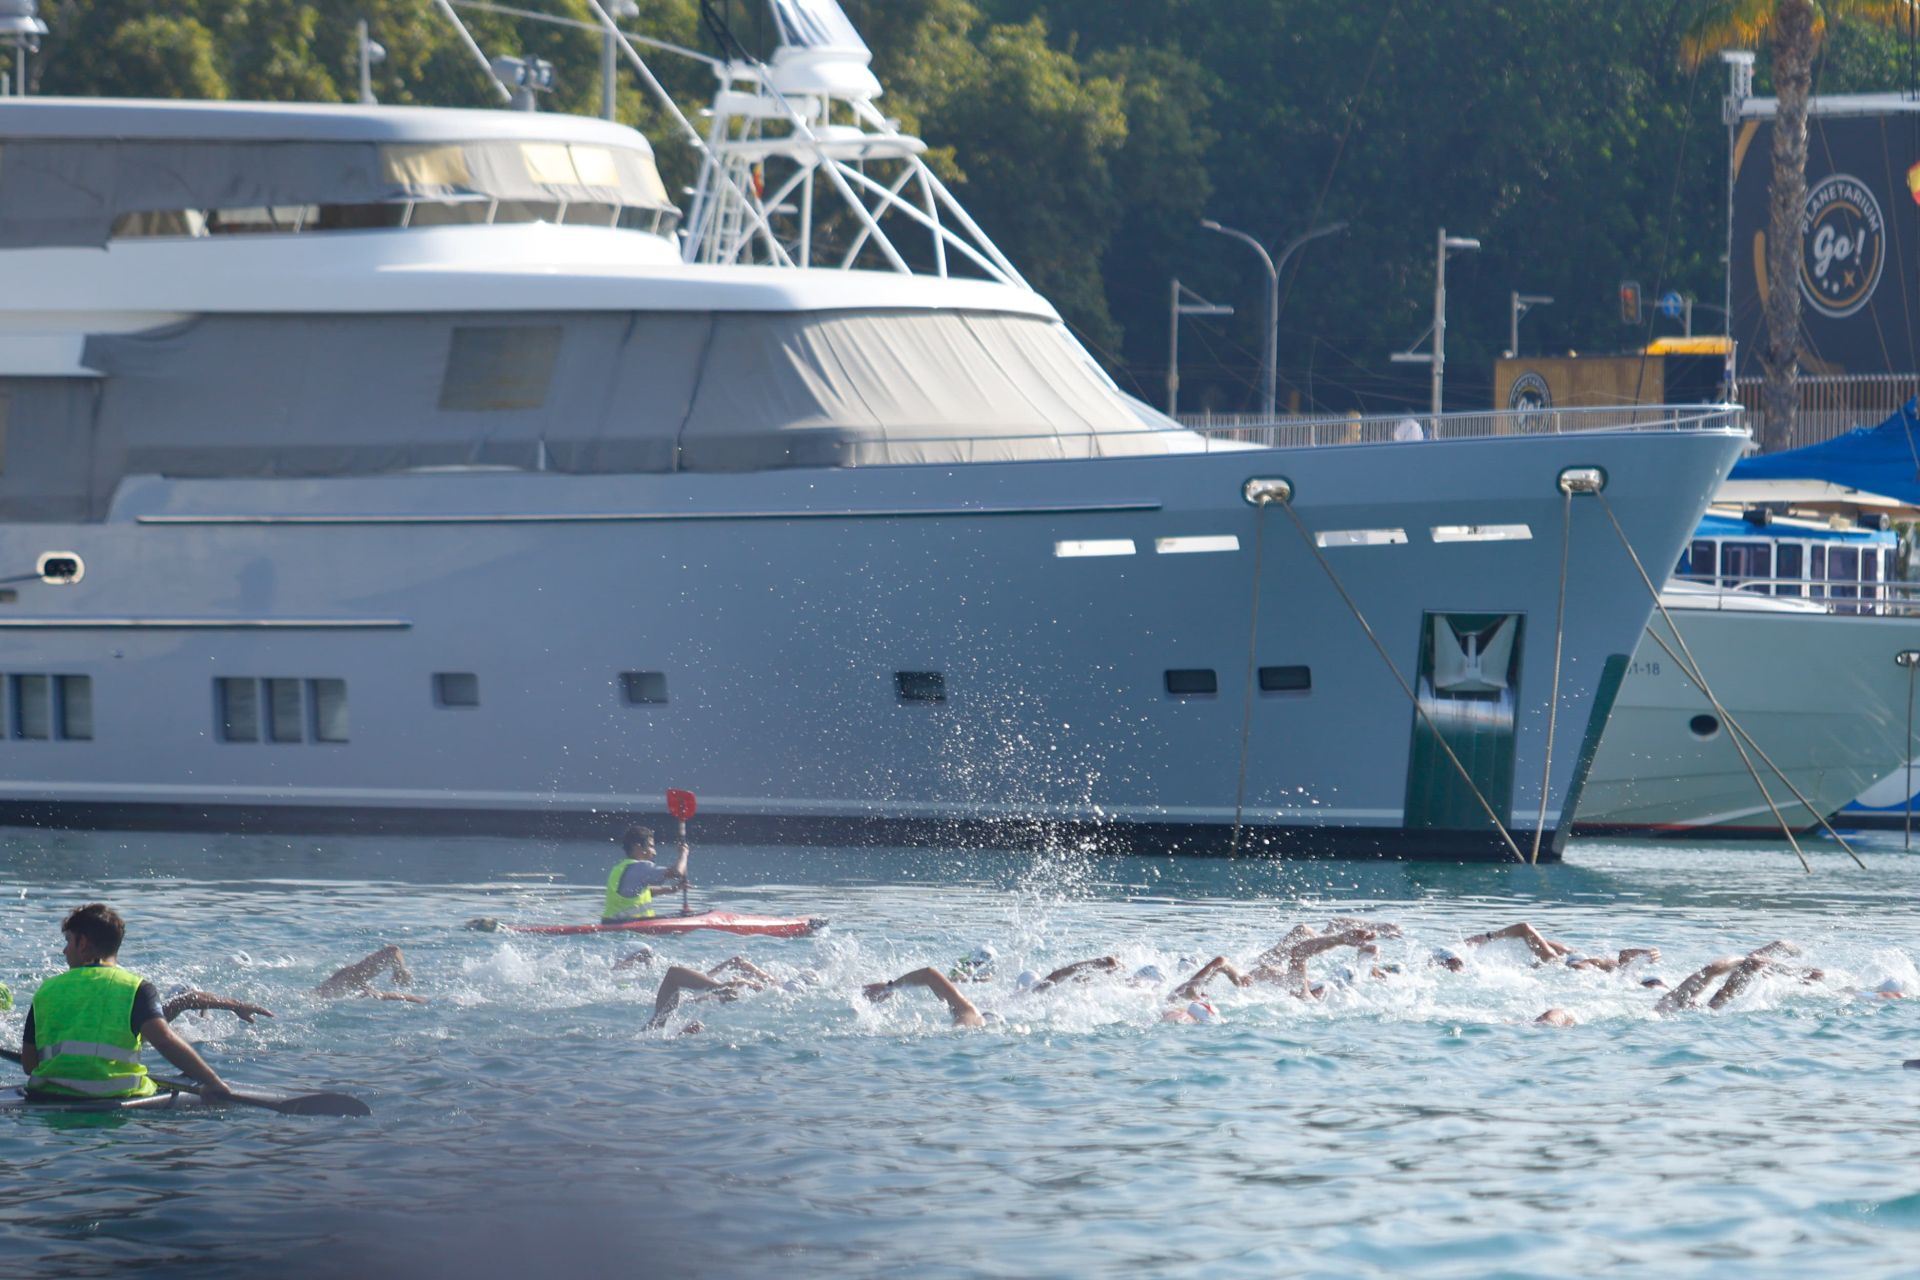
xmin=1637 ymin=621 xmax=1865 ymax=868
xmin=1229 ymin=501 xmax=1272 ymax=854
xmin=1260 ymin=488 xmax=1527 ymax=864
xmin=1528 ymin=488 xmax=1574 ymax=865
xmin=1595 ymin=491 xmax=1814 ymax=874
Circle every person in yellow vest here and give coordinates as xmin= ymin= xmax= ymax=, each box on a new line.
xmin=19 ymin=903 xmax=234 ymax=1101
xmin=602 ymin=824 xmax=689 ymax=924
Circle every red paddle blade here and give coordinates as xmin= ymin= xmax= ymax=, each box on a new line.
xmin=666 ymin=788 xmax=697 ymax=821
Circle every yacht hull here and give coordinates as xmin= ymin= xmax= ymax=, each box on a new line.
xmin=1574 ymin=605 xmax=1920 ymax=835
xmin=0 ymin=430 xmax=1743 ymax=860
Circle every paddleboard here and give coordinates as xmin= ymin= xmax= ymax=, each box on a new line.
xmin=0 ymin=1084 xmax=260 ymax=1113
xmin=472 ymin=911 xmax=825 ymax=938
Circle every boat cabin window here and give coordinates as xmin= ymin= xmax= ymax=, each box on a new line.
xmin=1718 ymin=540 xmax=1771 ymax=590
xmin=1773 ymin=543 xmax=1803 ymax=595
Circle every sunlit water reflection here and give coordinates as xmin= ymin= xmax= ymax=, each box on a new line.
xmin=1 ymin=827 xmax=1918 ymax=1278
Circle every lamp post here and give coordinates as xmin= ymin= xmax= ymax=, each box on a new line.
xmin=1167 ymin=278 xmax=1234 ymax=417
xmin=0 ymin=0 xmax=47 ymax=96
xmin=1392 ymin=227 xmax=1480 ymax=417
xmin=603 ymin=0 xmax=640 ymax=119
xmin=357 ymin=20 xmax=387 ymax=105
xmin=1509 ymin=291 xmax=1553 ymax=357
xmin=1200 ymin=218 xmax=1347 ymax=418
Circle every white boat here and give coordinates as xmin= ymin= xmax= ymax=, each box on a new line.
xmin=1576 ymin=564 xmax=1920 ymax=836
xmin=0 ymin=0 xmax=1746 ymax=859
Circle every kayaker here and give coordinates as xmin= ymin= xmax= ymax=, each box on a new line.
xmin=602 ymin=824 xmax=688 ymax=924
xmin=18 ymin=903 xmax=233 ymax=1101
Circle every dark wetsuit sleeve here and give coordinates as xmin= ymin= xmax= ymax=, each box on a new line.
xmin=129 ymin=980 xmax=164 ymax=1034
xmin=21 ymin=1006 xmax=31 ymax=1046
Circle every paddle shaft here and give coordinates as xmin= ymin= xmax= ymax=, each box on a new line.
xmin=679 ymin=817 xmax=690 ymax=916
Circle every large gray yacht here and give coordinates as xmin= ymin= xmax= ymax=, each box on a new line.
xmin=0 ymin=2 xmax=1746 ymax=858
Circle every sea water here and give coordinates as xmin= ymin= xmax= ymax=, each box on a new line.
xmin=1 ymin=827 xmax=1918 ymax=1278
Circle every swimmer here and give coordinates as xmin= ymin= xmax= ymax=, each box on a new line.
xmin=1461 ymin=922 xmax=1659 ymax=973
xmin=1161 ymin=999 xmax=1222 ymax=1025
xmin=646 ymin=959 xmax=779 ymax=1030
xmin=862 ymin=967 xmax=986 ymax=1028
xmin=947 ymin=946 xmax=997 ymax=983
xmin=1535 ymin=1008 xmax=1578 ymax=1027
xmin=1655 ymin=941 xmax=1817 ymax=1013
xmin=315 ymin=944 xmax=429 ymax=1004
xmin=1017 ymin=956 xmax=1121 ymax=995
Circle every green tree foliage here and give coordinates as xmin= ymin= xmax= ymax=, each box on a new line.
xmin=29 ymin=0 xmax=1915 ymax=414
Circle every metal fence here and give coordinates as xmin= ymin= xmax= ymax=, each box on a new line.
xmin=1731 ymin=375 xmax=1916 ymax=448
xmin=1179 ymin=404 xmax=1744 ymax=448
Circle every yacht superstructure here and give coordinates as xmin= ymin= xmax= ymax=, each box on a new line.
xmin=0 ymin=2 xmax=1747 ymax=859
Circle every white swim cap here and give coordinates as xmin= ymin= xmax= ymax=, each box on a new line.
xmin=231 ymin=950 xmax=253 ymax=967
xmin=1187 ymin=1000 xmax=1220 ymax=1024
xmin=1015 ymin=970 xmax=1041 ymax=991
xmin=1431 ymin=947 xmax=1464 ymax=966
xmin=1130 ymin=964 xmax=1165 ymax=986
xmin=971 ymin=945 xmax=997 ymax=966
xmin=1877 ymin=978 xmax=1907 ymax=995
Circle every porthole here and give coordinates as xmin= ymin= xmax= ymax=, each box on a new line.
xmin=1688 ymin=714 xmax=1720 ymax=740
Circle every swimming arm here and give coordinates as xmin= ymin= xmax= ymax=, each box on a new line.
xmin=863 ymin=968 xmax=984 ymax=1027
xmin=163 ymin=991 xmax=275 ymax=1024
xmin=140 ymin=1017 xmax=232 ymax=1097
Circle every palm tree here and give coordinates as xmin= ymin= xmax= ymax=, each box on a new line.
xmin=1684 ymin=1 xmax=1915 ymax=452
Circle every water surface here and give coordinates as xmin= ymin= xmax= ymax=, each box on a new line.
xmin=1 ymin=828 xmax=1917 ymax=1278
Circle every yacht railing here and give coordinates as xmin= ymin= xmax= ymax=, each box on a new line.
xmin=1182 ymin=403 xmax=1745 ymax=448
xmin=1670 ymin=573 xmax=1920 ymax=618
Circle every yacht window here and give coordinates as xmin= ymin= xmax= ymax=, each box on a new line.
xmin=1258 ymin=665 xmax=1311 ymax=693
xmin=1864 ymin=548 xmax=1882 ymax=609
xmin=311 ymin=203 xmax=409 ymax=231
xmin=434 ymin=672 xmax=481 ymax=708
xmin=561 ymin=203 xmax=620 ymax=228
xmin=1165 ymin=669 xmax=1218 ymax=696
xmin=267 ymin=678 xmax=305 ymax=743
xmin=621 ymin=671 xmax=668 ymax=705
xmin=493 ymin=200 xmax=563 ymax=225
xmin=895 ymin=671 xmax=946 ymax=703
xmin=207 ymin=206 xmax=316 ymax=234
xmin=111 ymin=209 xmax=207 ymax=239
xmin=409 ymin=199 xmax=494 ymax=227
xmin=1315 ymin=529 xmax=1408 ymax=548
xmin=1719 ymin=540 xmax=1771 ymax=589
xmin=312 ymin=679 xmax=350 ymax=742
xmin=439 ymin=326 xmax=561 ymax=411
xmin=0 ymin=391 xmax=8 ymax=473
xmin=1809 ymin=545 xmax=1827 ymax=598
xmin=56 ymin=675 xmax=92 ymax=741
xmin=11 ymin=674 xmax=48 ymax=740
xmin=1684 ymin=539 xmax=1716 ymax=580
xmin=1774 ymin=543 xmax=1804 ymax=595
xmin=218 ymin=677 xmax=260 ymax=742
xmin=1830 ymin=547 xmax=1860 ymax=613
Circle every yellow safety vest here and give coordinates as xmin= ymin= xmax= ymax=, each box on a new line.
xmin=29 ymin=964 xmax=158 ymax=1099
xmin=603 ymin=859 xmax=655 ymax=922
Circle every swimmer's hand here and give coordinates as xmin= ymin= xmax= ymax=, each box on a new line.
xmin=230 ymin=1001 xmax=274 ymax=1024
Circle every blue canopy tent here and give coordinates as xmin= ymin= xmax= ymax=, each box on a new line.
xmin=1726 ymin=398 xmax=1920 ymax=504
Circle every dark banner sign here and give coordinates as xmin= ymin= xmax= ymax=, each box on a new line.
xmin=1731 ymin=106 xmax=1920 ymax=377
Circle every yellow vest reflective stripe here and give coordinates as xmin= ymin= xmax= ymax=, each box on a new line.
xmin=29 ymin=965 xmax=157 ymax=1099
xmin=602 ymin=859 xmax=655 ymax=921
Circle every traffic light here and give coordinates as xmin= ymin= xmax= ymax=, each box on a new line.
xmin=1619 ymin=280 xmax=1642 ymax=325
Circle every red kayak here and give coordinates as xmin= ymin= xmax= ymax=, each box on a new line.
xmin=468 ymin=912 xmax=824 ymax=938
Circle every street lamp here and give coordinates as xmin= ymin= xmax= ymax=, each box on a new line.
xmin=0 ymin=0 xmax=47 ymax=97
xmin=1200 ymin=217 xmax=1347 ymax=419
xmin=1166 ymin=279 xmax=1234 ymax=417
xmin=603 ymin=0 xmax=640 ymax=119
xmin=357 ymin=20 xmax=387 ymax=105
xmin=1391 ymin=227 xmax=1480 ymax=418
xmin=1509 ymin=291 xmax=1553 ymax=357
